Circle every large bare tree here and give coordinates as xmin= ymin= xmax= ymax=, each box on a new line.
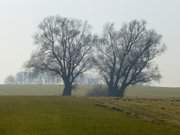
xmin=26 ymin=16 xmax=94 ymax=96
xmin=94 ymin=20 xmax=166 ymax=97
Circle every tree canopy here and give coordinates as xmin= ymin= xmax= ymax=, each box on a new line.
xmin=93 ymin=20 xmax=165 ymax=97
xmin=26 ymin=16 xmax=95 ymax=96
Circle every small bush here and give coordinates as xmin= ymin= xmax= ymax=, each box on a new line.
xmin=86 ymin=85 xmax=108 ymax=96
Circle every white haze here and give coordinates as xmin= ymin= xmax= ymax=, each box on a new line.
xmin=0 ymin=0 xmax=180 ymax=87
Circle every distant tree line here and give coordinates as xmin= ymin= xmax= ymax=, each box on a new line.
xmin=4 ymin=71 xmax=61 ymax=85
xmin=4 ymin=71 xmax=101 ymax=85
xmin=6 ymin=15 xmax=166 ymax=97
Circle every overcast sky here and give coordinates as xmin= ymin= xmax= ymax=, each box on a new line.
xmin=0 ymin=0 xmax=180 ymax=86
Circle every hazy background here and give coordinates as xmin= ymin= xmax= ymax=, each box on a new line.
xmin=0 ymin=0 xmax=179 ymax=87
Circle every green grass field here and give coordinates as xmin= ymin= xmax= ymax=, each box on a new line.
xmin=1 ymin=85 xmax=180 ymax=98
xmin=0 ymin=96 xmax=180 ymax=135
xmin=0 ymin=85 xmax=180 ymax=134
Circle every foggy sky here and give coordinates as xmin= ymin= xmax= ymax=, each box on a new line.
xmin=0 ymin=0 xmax=180 ymax=86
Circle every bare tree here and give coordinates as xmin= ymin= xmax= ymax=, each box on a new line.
xmin=94 ymin=20 xmax=166 ymax=97
xmin=4 ymin=75 xmax=16 ymax=84
xmin=26 ymin=16 xmax=94 ymax=96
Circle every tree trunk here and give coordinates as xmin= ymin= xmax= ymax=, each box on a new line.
xmin=108 ymin=86 xmax=119 ymax=97
xmin=108 ymin=85 xmax=126 ymax=97
xmin=118 ymin=85 xmax=127 ymax=97
xmin=62 ymin=81 xmax=72 ymax=96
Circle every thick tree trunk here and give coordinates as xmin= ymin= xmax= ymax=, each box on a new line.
xmin=108 ymin=86 xmax=119 ymax=97
xmin=108 ymin=85 xmax=126 ymax=97
xmin=118 ymin=87 xmax=125 ymax=97
xmin=62 ymin=81 xmax=72 ymax=96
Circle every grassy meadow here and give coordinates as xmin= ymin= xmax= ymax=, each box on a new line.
xmin=0 ymin=96 xmax=180 ymax=135
xmin=0 ymin=85 xmax=180 ymax=98
xmin=0 ymin=85 xmax=180 ymax=134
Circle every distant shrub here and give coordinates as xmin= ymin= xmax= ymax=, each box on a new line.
xmin=86 ymin=85 xmax=108 ymax=96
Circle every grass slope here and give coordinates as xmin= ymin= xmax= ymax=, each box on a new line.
xmin=94 ymin=97 xmax=180 ymax=127
xmin=0 ymin=97 xmax=180 ymax=135
xmin=126 ymin=86 xmax=180 ymax=98
xmin=0 ymin=85 xmax=62 ymax=96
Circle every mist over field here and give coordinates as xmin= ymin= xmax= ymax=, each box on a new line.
xmin=0 ymin=0 xmax=180 ymax=87
xmin=0 ymin=85 xmax=180 ymax=99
